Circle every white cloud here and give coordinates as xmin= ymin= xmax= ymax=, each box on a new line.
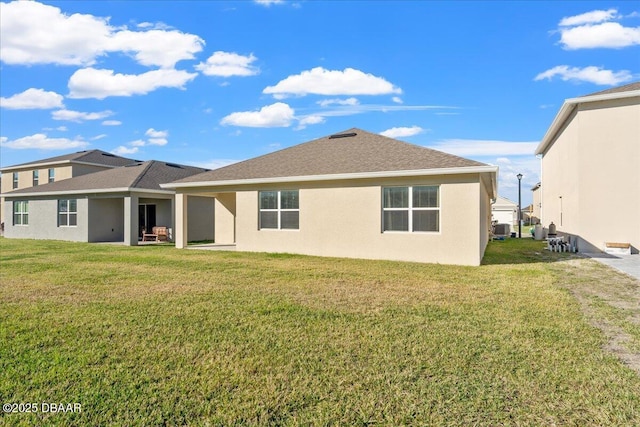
xmin=254 ymin=0 xmax=285 ymax=6
xmin=187 ymin=159 xmax=239 ymax=170
xmin=0 ymin=88 xmax=64 ymax=110
xmin=263 ymin=67 xmax=402 ymax=98
xmin=556 ymin=9 xmax=640 ymax=49
xmin=102 ymin=120 xmax=122 ymax=126
xmin=148 ymin=138 xmax=168 ymax=146
xmin=221 ymin=102 xmax=295 ymax=127
xmin=196 ymin=51 xmax=260 ymax=77
xmin=380 ymin=126 xmax=425 ymax=138
xmin=294 ymin=115 xmax=325 ymax=130
xmin=428 ymin=139 xmax=538 ymax=157
xmin=68 ymin=68 xmax=197 ymax=99
xmin=91 ymin=134 xmax=107 ymax=141
xmin=560 ymin=22 xmax=640 ymax=49
xmin=0 ymin=133 xmax=87 ymax=150
xmin=130 ymin=139 xmax=147 ymax=147
xmin=317 ymin=97 xmax=359 ymax=107
xmin=0 ymin=1 xmax=204 ymax=67
xmin=392 ymin=96 xmax=403 ymax=104
xmin=145 ymin=128 xmax=168 ymax=138
xmin=52 ymin=109 xmax=114 ymax=122
xmin=111 ymin=146 xmax=139 ymax=155
xmin=559 ymin=9 xmax=618 ymax=26
xmin=534 ymin=65 xmax=632 ymax=86
xmin=106 ymin=30 xmax=203 ymax=69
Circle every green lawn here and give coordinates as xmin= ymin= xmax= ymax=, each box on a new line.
xmin=1 ymin=238 xmax=639 ymax=426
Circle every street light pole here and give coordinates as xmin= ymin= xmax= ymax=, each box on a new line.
xmin=517 ymin=173 xmax=523 ymax=238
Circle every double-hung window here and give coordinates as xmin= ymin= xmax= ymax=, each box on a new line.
xmin=13 ymin=201 xmax=28 ymax=226
xmin=12 ymin=172 xmax=18 ymax=189
xmin=48 ymin=168 xmax=55 ymax=183
xmin=382 ymin=186 xmax=439 ymax=232
xmin=259 ymin=190 xmax=299 ymax=230
xmin=33 ymin=170 xmax=39 ymax=186
xmin=58 ymin=199 xmax=78 ymax=227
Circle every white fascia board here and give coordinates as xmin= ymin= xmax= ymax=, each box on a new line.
xmin=4 ymin=187 xmax=174 ymax=198
xmin=162 ymin=165 xmax=499 ymax=190
xmin=535 ymin=89 xmax=640 ymax=156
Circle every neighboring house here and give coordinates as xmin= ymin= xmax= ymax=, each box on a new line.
xmin=1 ymin=149 xmax=137 ymax=227
xmin=3 ymin=161 xmax=211 ymax=245
xmin=163 ymin=128 xmax=498 ymax=266
xmin=491 ymin=196 xmax=518 ymax=232
xmin=531 ymin=182 xmax=541 ymax=224
xmin=535 ymin=81 xmax=640 ymax=253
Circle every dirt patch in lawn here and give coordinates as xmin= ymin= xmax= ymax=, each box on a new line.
xmin=552 ymin=258 xmax=640 ymax=374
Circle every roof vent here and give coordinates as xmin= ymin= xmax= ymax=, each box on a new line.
xmin=329 ymin=132 xmax=357 ymax=139
xmin=102 ymin=152 xmax=116 ymax=157
xmin=165 ymin=163 xmax=183 ymax=169
xmin=125 ymin=163 xmax=143 ymax=167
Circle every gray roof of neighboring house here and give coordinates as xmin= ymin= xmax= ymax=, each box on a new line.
xmin=1 ymin=149 xmax=138 ymax=171
xmin=170 ymin=128 xmax=487 ymax=185
xmin=5 ymin=161 xmax=209 ymax=196
xmin=585 ymin=81 xmax=640 ymax=97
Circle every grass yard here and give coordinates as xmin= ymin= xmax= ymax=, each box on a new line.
xmin=1 ymin=238 xmax=639 ymax=426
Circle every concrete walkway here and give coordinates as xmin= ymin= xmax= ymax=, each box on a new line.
xmin=586 ymin=253 xmax=640 ymax=281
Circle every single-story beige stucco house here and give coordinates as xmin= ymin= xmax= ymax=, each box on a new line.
xmin=4 ymin=160 xmax=212 ymax=245
xmin=535 ymin=81 xmax=640 ymax=253
xmin=163 ymin=128 xmax=498 ymax=266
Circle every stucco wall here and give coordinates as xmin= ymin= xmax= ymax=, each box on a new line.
xmin=187 ymin=196 xmax=215 ymax=242
xmin=541 ymin=97 xmax=640 ymax=253
xmin=230 ymin=175 xmax=484 ymax=266
xmin=88 ymin=198 xmax=124 ymax=242
xmin=3 ymin=197 xmax=88 ymax=242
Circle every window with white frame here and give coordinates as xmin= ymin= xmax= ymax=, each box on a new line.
xmin=259 ymin=190 xmax=299 ymax=230
xmin=48 ymin=168 xmax=55 ymax=183
xmin=13 ymin=201 xmax=28 ymax=226
xmin=382 ymin=186 xmax=439 ymax=232
xmin=33 ymin=170 xmax=39 ymax=186
xmin=58 ymin=199 xmax=78 ymax=227
xmin=12 ymin=172 xmax=18 ymax=189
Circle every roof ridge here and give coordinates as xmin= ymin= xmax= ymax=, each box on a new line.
xmin=129 ymin=160 xmax=155 ymax=188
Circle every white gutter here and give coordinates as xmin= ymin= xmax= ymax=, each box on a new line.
xmin=161 ymin=165 xmax=499 ymax=190
xmin=535 ymin=89 xmax=640 ymax=156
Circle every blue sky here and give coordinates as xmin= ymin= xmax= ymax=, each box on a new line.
xmin=1 ymin=1 xmax=638 ymax=206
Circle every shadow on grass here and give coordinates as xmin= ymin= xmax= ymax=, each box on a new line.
xmin=482 ymin=238 xmax=580 ymax=265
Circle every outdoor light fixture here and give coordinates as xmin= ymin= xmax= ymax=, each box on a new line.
xmin=517 ymin=173 xmax=523 ymax=238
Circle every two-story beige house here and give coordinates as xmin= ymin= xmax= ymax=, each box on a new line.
xmin=1 ymin=150 xmax=136 ymax=227
xmin=535 ymin=81 xmax=640 ymax=253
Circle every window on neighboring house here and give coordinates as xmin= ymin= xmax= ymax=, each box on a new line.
xmin=259 ymin=190 xmax=299 ymax=230
xmin=32 ymin=170 xmax=39 ymax=186
xmin=58 ymin=199 xmax=78 ymax=227
xmin=48 ymin=168 xmax=55 ymax=183
xmin=13 ymin=201 xmax=29 ymax=226
xmin=382 ymin=185 xmax=439 ymax=232
xmin=12 ymin=172 xmax=18 ymax=189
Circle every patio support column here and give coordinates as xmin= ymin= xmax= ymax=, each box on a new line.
xmin=124 ymin=194 xmax=139 ymax=246
xmin=175 ymin=193 xmax=188 ymax=248
xmin=214 ymin=193 xmax=236 ymax=244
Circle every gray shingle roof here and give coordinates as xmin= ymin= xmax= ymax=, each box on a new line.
xmin=584 ymin=81 xmax=640 ymax=97
xmin=171 ymin=128 xmax=487 ymax=185
xmin=2 ymin=149 xmax=138 ymax=170
xmin=5 ymin=161 xmax=209 ymax=195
